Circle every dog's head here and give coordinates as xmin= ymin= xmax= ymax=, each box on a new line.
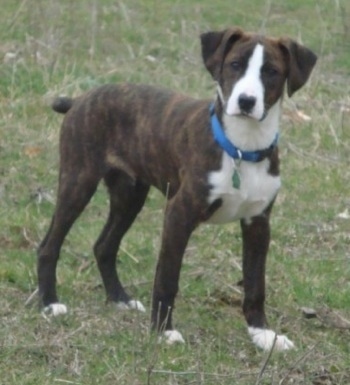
xmin=201 ymin=28 xmax=317 ymax=121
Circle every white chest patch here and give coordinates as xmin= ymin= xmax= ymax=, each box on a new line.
xmin=206 ymin=153 xmax=280 ymax=224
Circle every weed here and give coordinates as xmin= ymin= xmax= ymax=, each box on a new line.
xmin=0 ymin=0 xmax=349 ymax=384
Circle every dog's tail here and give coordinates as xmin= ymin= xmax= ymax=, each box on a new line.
xmin=52 ymin=96 xmax=73 ymax=114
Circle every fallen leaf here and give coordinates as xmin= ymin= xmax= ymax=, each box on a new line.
xmin=301 ymin=306 xmax=317 ymax=319
xmin=284 ymin=109 xmax=312 ymax=123
xmin=337 ymin=208 xmax=350 ymax=219
xmin=316 ymin=306 xmax=350 ymax=329
xmin=296 ymin=110 xmax=312 ymax=122
xmin=23 ymin=146 xmax=43 ymax=158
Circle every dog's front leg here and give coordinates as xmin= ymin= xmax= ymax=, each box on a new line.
xmin=151 ymin=189 xmax=199 ymax=344
xmin=240 ymin=215 xmax=269 ymax=329
xmin=240 ymin=213 xmax=294 ymax=351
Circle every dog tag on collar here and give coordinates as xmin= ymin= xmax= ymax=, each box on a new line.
xmin=232 ymin=169 xmax=241 ymax=189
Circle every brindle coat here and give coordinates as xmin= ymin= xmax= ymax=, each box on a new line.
xmin=37 ymin=28 xmax=317 ymax=342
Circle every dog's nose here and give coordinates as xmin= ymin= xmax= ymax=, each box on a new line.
xmin=238 ymin=94 xmax=256 ymax=113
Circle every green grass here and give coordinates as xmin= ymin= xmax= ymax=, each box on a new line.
xmin=1 ymin=0 xmax=350 ymax=384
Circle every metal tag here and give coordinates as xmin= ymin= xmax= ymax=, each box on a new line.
xmin=232 ymin=169 xmax=240 ymax=189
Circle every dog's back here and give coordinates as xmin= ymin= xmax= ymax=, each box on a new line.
xmin=54 ymin=84 xmax=218 ymax=196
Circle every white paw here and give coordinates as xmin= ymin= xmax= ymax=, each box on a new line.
xmin=43 ymin=303 xmax=68 ymax=316
xmin=116 ymin=300 xmax=146 ymax=313
xmin=127 ymin=300 xmax=146 ymax=312
xmin=160 ymin=330 xmax=185 ymax=345
xmin=248 ymin=327 xmax=295 ymax=351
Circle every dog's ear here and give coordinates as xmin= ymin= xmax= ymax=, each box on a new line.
xmin=279 ymin=39 xmax=317 ymax=97
xmin=200 ymin=28 xmax=244 ymax=80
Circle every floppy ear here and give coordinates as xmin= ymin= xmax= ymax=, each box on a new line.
xmin=200 ymin=28 xmax=244 ymax=80
xmin=279 ymin=39 xmax=317 ymax=97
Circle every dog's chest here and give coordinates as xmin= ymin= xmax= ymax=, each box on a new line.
xmin=206 ymin=153 xmax=280 ymax=224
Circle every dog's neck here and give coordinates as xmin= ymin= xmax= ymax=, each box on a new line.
xmin=220 ymin=100 xmax=281 ymax=152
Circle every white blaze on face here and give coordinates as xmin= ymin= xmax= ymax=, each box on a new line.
xmin=226 ymin=44 xmax=265 ymax=121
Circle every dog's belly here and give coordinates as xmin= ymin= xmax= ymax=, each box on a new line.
xmin=206 ymin=154 xmax=280 ymax=224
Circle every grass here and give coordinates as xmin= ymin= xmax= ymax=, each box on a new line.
xmin=0 ymin=0 xmax=350 ymax=384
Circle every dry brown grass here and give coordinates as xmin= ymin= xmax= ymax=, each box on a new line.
xmin=1 ymin=0 xmax=350 ymax=384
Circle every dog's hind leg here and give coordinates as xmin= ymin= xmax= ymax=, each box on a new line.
xmin=94 ymin=170 xmax=150 ymax=312
xmin=38 ymin=170 xmax=100 ymax=315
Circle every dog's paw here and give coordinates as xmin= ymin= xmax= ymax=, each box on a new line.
xmin=127 ymin=300 xmax=146 ymax=312
xmin=248 ymin=327 xmax=295 ymax=351
xmin=43 ymin=303 xmax=68 ymax=317
xmin=159 ymin=330 xmax=185 ymax=345
xmin=116 ymin=300 xmax=146 ymax=313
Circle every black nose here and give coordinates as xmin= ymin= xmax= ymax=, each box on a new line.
xmin=238 ymin=94 xmax=256 ymax=113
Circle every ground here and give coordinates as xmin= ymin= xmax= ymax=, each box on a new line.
xmin=0 ymin=0 xmax=349 ymax=384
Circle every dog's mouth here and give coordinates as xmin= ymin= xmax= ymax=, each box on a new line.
xmin=228 ymin=109 xmax=268 ymax=122
xmin=239 ymin=111 xmax=254 ymax=119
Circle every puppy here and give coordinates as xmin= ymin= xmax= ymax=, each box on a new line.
xmin=37 ymin=27 xmax=317 ymax=351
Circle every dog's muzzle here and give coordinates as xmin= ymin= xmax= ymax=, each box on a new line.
xmin=238 ymin=93 xmax=267 ymax=122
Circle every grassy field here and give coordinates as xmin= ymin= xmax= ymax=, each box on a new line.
xmin=0 ymin=0 xmax=350 ymax=384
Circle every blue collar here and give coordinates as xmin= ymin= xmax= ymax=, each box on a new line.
xmin=209 ymin=103 xmax=278 ymax=163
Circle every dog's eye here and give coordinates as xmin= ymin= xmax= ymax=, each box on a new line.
xmin=231 ymin=61 xmax=241 ymax=71
xmin=262 ymin=65 xmax=279 ymax=76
